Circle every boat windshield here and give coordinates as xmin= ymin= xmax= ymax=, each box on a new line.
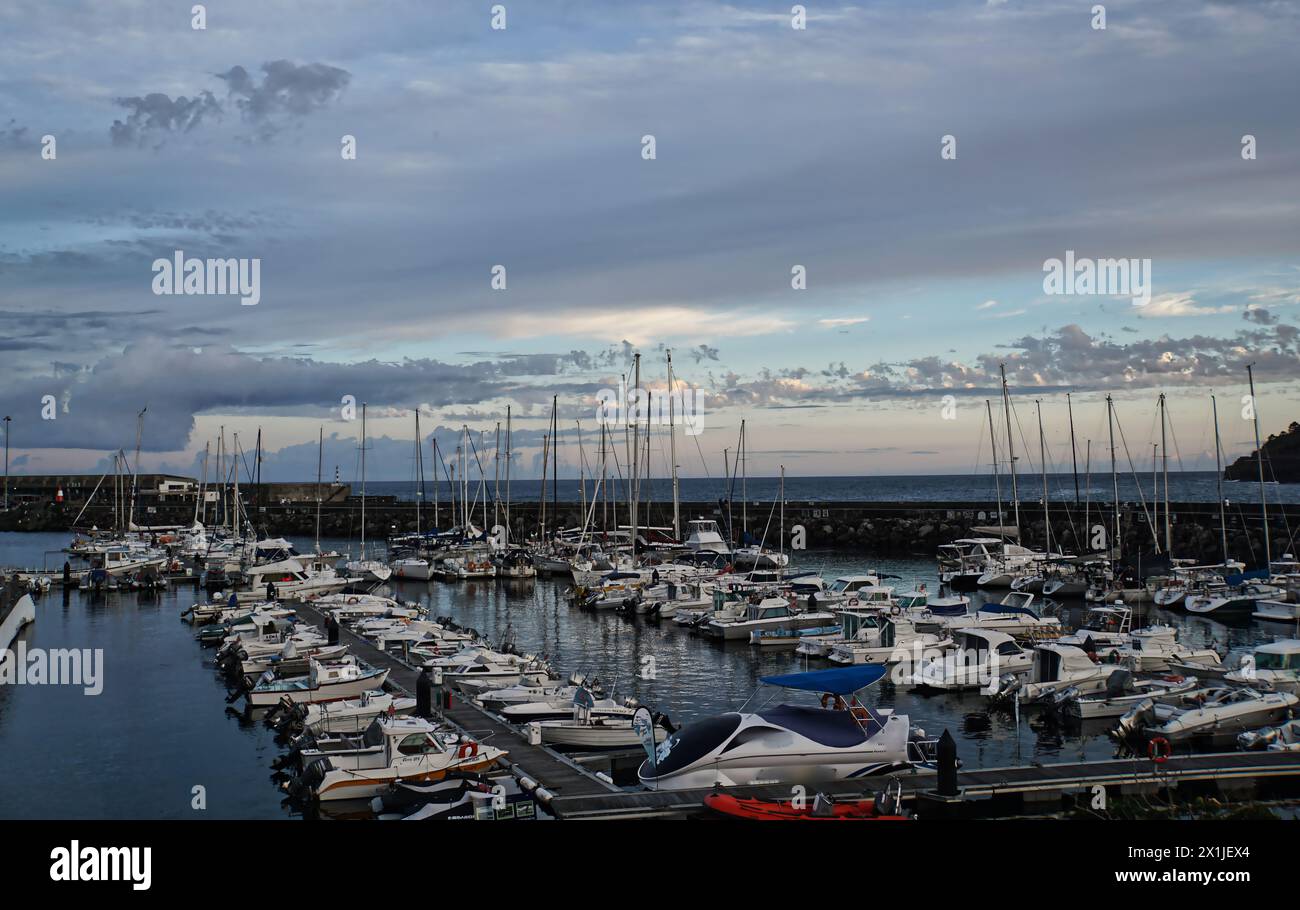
xmin=1256 ymin=652 xmax=1296 ymax=671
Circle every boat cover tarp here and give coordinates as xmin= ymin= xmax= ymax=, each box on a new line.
xmin=1226 ymin=569 xmax=1269 ymax=585
xmin=757 ymin=704 xmax=870 ymax=746
xmin=760 ymin=664 xmax=886 ymax=695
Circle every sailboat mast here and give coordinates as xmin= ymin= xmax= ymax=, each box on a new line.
xmin=1211 ymin=394 xmax=1228 ymax=564
xmin=1246 ymin=364 xmax=1271 ymax=566
xmin=741 ymin=419 xmax=747 ymax=546
xmin=630 ymin=354 xmax=641 ymax=557
xmin=432 ymin=438 xmax=440 ymax=531
xmin=1107 ymin=395 xmax=1120 ymax=558
xmin=493 ymin=421 xmax=500 ymax=531
xmin=1084 ymin=440 xmax=1092 ymax=547
xmin=551 ymin=397 xmax=558 ymax=544
xmin=315 ymin=427 xmax=323 ymax=552
xmin=504 ymin=408 xmax=512 ymax=544
xmin=668 ymin=350 xmax=680 ymax=540
xmin=1037 ymin=399 xmax=1050 ymax=554
xmin=1067 ymin=392 xmax=1080 ymax=506
xmin=414 ymin=411 xmax=422 ymax=536
xmin=359 ymin=404 xmax=367 ymax=557
xmin=1159 ymin=393 xmax=1170 ymax=554
xmin=1000 ymin=363 xmax=1021 ymax=541
xmin=986 ymin=400 xmax=1004 ymax=532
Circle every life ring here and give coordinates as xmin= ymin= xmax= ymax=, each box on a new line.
xmin=346 ymin=596 xmax=359 ymax=605
xmin=1148 ymin=736 xmax=1171 ymax=764
xmin=457 ymin=742 xmax=479 ymax=760
xmin=847 ymin=597 xmax=860 ymax=607
xmin=820 ymin=693 xmax=847 ymax=710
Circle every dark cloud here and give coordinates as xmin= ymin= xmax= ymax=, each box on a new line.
xmin=1243 ymin=307 xmax=1279 ymax=325
xmin=110 ymin=92 xmax=221 ymax=147
xmin=216 ymin=60 xmax=350 ymax=140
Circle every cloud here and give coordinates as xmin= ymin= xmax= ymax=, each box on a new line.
xmin=110 ymin=92 xmax=221 ymax=147
xmin=1243 ymin=305 xmax=1278 ymax=325
xmin=108 ymin=60 xmax=348 ymax=147
xmin=975 ymin=300 xmax=998 ymax=311
xmin=1136 ymin=293 xmax=1237 ymax=319
xmin=818 ymin=317 xmax=870 ymax=327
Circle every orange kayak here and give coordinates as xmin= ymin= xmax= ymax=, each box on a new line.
xmin=703 ymin=792 xmax=909 ymax=821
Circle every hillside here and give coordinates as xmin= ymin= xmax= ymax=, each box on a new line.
xmin=1225 ymin=420 xmax=1300 ymax=483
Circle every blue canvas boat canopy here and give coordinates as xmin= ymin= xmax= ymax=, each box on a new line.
xmin=760 ymin=664 xmax=886 ymax=695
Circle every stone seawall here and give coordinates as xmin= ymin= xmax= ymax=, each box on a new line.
xmin=4 ymin=497 xmax=1297 ymax=568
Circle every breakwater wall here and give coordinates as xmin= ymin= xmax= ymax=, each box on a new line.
xmin=4 ymin=496 xmax=1298 ymax=568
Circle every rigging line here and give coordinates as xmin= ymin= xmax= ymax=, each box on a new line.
xmin=1163 ymin=399 xmax=1188 ymax=473
xmin=1113 ymin=405 xmax=1160 ymax=549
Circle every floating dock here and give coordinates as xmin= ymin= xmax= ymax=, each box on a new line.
xmin=293 ymin=603 xmax=622 ymax=809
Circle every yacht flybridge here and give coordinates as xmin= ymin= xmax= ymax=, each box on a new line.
xmin=637 ymin=664 xmax=931 ymax=791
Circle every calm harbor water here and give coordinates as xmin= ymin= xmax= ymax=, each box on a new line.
xmin=0 ymin=531 xmax=1291 ymax=819
xmin=367 ymin=472 xmax=1300 ymax=504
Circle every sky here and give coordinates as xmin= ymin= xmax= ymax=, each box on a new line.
xmin=1 ymin=0 xmax=1298 ymax=484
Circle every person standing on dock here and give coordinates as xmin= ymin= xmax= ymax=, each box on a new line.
xmin=265 ymin=580 xmax=277 ymax=602
xmin=415 ymin=666 xmax=433 ymax=718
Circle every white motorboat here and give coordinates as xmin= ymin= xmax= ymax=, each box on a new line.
xmin=535 ymin=714 xmax=670 ymax=750
xmin=1055 ymin=670 xmax=1200 ymax=720
xmin=244 ymin=657 xmax=389 ymax=707
xmin=1185 ymin=582 xmax=1282 ymax=617
xmin=1237 ymin=718 xmax=1300 ymax=752
xmin=1115 ymin=686 xmax=1299 ymax=743
xmin=813 ymin=574 xmax=883 ymax=609
xmin=704 ymin=597 xmax=836 ymax=641
xmin=906 ymin=629 xmax=1034 ymax=691
xmin=683 ymin=518 xmax=730 ymax=555
xmin=503 ymin=694 xmax=636 ymax=723
xmin=295 ymin=690 xmax=418 ymax=735
xmin=990 ymin=642 xmax=1112 ymax=702
xmin=944 ymin=591 xmax=1062 ymax=638
xmin=637 ymin=664 xmax=929 ymax=791
xmin=0 ymin=592 xmax=36 ymax=669
xmin=390 ymin=557 xmax=434 ymax=581
xmin=937 ymin=538 xmax=1001 ymax=590
xmin=1224 ymin=639 xmax=1300 ymax=694
xmin=294 ymin=718 xmax=506 ymax=802
xmin=826 ymin=614 xmax=952 ymax=670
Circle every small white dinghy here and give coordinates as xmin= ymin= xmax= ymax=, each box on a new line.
xmin=298 ymin=690 xmax=418 ymax=735
xmin=1237 ymin=718 xmax=1300 ymax=752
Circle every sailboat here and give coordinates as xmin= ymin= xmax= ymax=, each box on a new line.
xmin=344 ymin=403 xmax=393 ymax=584
xmin=391 ymin=411 xmax=434 ymax=580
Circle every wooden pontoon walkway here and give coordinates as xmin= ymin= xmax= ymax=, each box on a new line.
xmin=293 ymin=603 xmax=620 ymax=806
xmin=545 ymin=750 xmax=1300 ymax=819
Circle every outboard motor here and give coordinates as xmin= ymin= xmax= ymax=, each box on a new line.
xmin=1112 ymin=697 xmax=1156 ymax=740
xmin=987 ymin=673 xmax=1021 ymax=706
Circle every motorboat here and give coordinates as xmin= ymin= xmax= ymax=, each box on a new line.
xmin=814 ymin=575 xmax=884 ymax=609
xmin=704 ymin=597 xmax=835 ymax=641
xmin=1053 ymin=670 xmax=1199 ymax=720
xmin=1114 ymin=686 xmax=1299 ymax=743
xmin=390 ymin=557 xmax=434 ymax=581
xmin=1224 ymin=639 xmax=1300 ymax=694
xmin=535 ymin=714 xmax=671 ymax=750
xmin=285 ymin=690 xmax=418 ymax=735
xmin=944 ymin=591 xmax=1061 ymax=638
xmin=683 ymin=518 xmax=730 ymax=555
xmin=989 ymin=641 xmax=1112 ymax=702
xmin=1237 ymin=718 xmax=1300 ymax=752
xmin=283 ymin=714 xmax=455 ymax=773
xmin=503 ymin=693 xmax=637 ymax=723
xmin=1185 ymin=580 xmax=1282 ymax=617
xmin=905 ymin=629 xmax=1033 ymax=691
xmin=292 ymin=718 xmax=506 ymax=802
xmin=703 ymin=785 xmax=909 ymax=821
xmin=895 ymin=588 xmax=968 ymax=617
xmin=343 ymin=558 xmax=393 ymax=584
xmin=637 ymin=665 xmax=932 ymax=791
xmin=369 ymin=773 xmax=499 ymax=818
xmin=0 ymin=591 xmax=36 ymax=670
xmin=1115 ymin=626 xmax=1224 ymax=675
xmin=750 ymin=624 xmax=842 ymax=650
xmin=243 ymin=657 xmax=389 ymax=707
xmin=826 ymin=614 xmax=952 ymax=671
xmin=937 ymin=538 xmax=1001 ymax=591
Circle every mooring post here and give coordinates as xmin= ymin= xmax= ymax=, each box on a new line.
xmin=938 ymin=729 xmax=958 ymax=797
